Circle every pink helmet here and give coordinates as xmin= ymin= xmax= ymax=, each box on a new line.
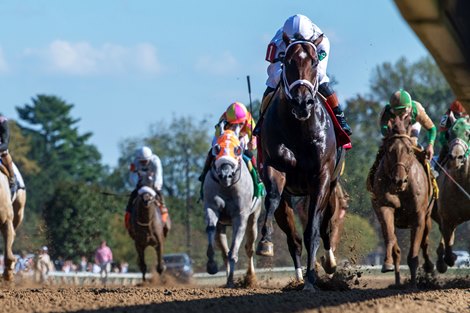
xmin=225 ymin=102 xmax=249 ymax=124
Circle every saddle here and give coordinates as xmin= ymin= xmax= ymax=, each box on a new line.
xmin=412 ymin=146 xmax=439 ymax=199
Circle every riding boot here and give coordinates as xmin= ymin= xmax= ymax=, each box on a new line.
xmin=199 ymin=149 xmax=214 ymax=182
xmin=366 ymin=144 xmax=385 ymax=192
xmin=318 ymin=82 xmax=352 ymax=136
xmin=243 ymin=154 xmax=265 ymax=198
xmin=1 ymin=152 xmax=17 ymax=198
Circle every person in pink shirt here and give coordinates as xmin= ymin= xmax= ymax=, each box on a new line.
xmin=95 ymin=240 xmax=113 ymax=283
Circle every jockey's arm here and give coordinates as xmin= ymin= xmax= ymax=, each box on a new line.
xmin=415 ymin=102 xmax=437 ymax=146
xmin=153 ymin=155 xmax=163 ymax=191
xmin=379 ymin=106 xmax=391 ymax=136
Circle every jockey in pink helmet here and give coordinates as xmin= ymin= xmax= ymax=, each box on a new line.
xmin=200 ymin=102 xmax=264 ymax=198
xmin=262 ymin=14 xmax=351 ymax=135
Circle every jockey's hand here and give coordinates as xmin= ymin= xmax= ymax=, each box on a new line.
xmin=425 ymin=144 xmax=434 ymax=160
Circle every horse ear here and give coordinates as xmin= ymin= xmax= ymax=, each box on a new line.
xmin=449 ymin=111 xmax=456 ymax=125
xmin=234 ymin=146 xmax=242 ymax=157
xmin=282 ymin=32 xmax=291 ymax=46
xmin=212 ymin=144 xmax=221 ymax=156
xmin=313 ymin=34 xmax=324 ymax=47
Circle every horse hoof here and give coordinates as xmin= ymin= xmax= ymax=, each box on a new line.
xmin=444 ymin=253 xmax=456 ymax=267
xmin=207 ymin=261 xmax=218 ymax=275
xmin=256 ymin=241 xmax=274 ymax=257
xmin=423 ymin=261 xmax=435 ymax=274
xmin=436 ymin=259 xmax=448 ymax=273
xmin=302 ymin=282 xmax=318 ymax=292
xmin=157 ymin=264 xmax=166 ymax=274
xmin=381 ymin=263 xmax=394 ymax=273
xmin=3 ymin=271 xmax=13 ymax=282
xmin=320 ymin=256 xmax=337 ymax=275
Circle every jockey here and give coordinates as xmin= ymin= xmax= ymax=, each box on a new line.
xmin=0 ymin=114 xmax=17 ymax=198
xmin=124 ymin=146 xmax=167 ymax=230
xmin=437 ymin=99 xmax=468 ymax=164
xmin=367 ymin=89 xmax=437 ymax=192
xmin=262 ymin=14 xmax=352 ymax=135
xmin=199 ymin=102 xmax=264 ymax=198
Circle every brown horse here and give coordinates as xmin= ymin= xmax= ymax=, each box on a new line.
xmin=371 ymin=115 xmax=434 ymax=287
xmin=129 ymin=185 xmax=166 ymax=282
xmin=435 ymin=117 xmax=470 ymax=273
xmin=256 ymin=36 xmax=347 ymax=290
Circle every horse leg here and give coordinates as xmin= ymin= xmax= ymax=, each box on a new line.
xmin=205 ymin=207 xmax=220 ymax=275
xmin=215 ymin=224 xmax=229 ymax=276
xmin=408 ymin=213 xmax=426 ymax=288
xmin=256 ymin=166 xmax=285 ymax=257
xmin=392 ymin=242 xmax=401 ymax=285
xmin=442 ymin=223 xmax=457 ymax=267
xmin=12 ymin=190 xmax=26 ymax=230
xmin=304 ymin=182 xmax=330 ymax=291
xmin=135 ymin=243 xmax=147 ymax=282
xmin=421 ymin=213 xmax=434 ymax=273
xmin=1 ymin=219 xmax=15 ymax=281
xmin=328 ymin=184 xmax=347 ymax=256
xmin=227 ymin=216 xmax=248 ymax=288
xmin=274 ymin=196 xmax=303 ymax=282
xmin=244 ymin=200 xmax=262 ymax=287
xmin=377 ymin=206 xmax=397 ymax=274
xmin=436 ymin=237 xmax=448 ymax=273
xmin=320 ymin=202 xmax=336 ymax=275
xmin=154 ymin=240 xmax=165 ymax=275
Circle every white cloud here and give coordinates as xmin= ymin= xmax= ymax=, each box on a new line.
xmin=195 ymin=51 xmax=238 ymax=76
xmin=0 ymin=48 xmax=8 ymax=73
xmin=25 ymin=40 xmax=161 ymax=76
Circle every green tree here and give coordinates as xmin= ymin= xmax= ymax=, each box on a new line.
xmin=43 ymin=181 xmax=120 ymax=260
xmin=16 ymin=95 xmax=105 ymax=215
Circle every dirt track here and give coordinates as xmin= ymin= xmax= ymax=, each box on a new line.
xmin=1 ymin=274 xmax=470 ymax=313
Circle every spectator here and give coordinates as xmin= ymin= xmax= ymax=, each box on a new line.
xmin=95 ymin=240 xmax=113 ymax=283
xmin=120 ymin=262 xmax=129 ymax=273
xmin=36 ymin=246 xmax=54 ymax=284
xmin=79 ymin=256 xmax=88 ymax=272
xmin=15 ymin=251 xmax=31 ymax=274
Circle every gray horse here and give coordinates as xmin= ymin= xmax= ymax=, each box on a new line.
xmin=203 ymin=129 xmax=262 ymax=287
xmin=435 ymin=117 xmax=470 ymax=273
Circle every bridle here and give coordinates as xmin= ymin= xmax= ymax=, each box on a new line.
xmin=281 ymin=40 xmax=319 ymax=101
xmin=135 ymin=188 xmax=159 ymax=227
xmin=449 ymin=137 xmax=470 ymax=160
xmin=210 ymin=158 xmax=242 ymax=187
xmin=385 ymin=134 xmax=414 ymax=180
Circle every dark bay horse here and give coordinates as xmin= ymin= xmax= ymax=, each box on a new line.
xmin=371 ymin=115 xmax=434 ymax=287
xmin=256 ymin=35 xmax=345 ymax=290
xmin=129 ymin=185 xmax=166 ymax=282
xmin=435 ymin=117 xmax=470 ymax=273
xmin=203 ymin=129 xmax=262 ymax=287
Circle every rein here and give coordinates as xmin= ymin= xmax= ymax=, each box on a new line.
xmin=281 ymin=40 xmax=319 ymax=101
xmin=385 ymin=134 xmax=414 ymax=179
xmin=135 ymin=197 xmax=159 ymax=227
xmin=432 ymin=158 xmax=470 ymax=200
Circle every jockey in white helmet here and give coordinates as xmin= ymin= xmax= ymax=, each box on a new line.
xmin=263 ymin=14 xmax=352 ymax=135
xmin=125 ymin=146 xmax=168 ymax=231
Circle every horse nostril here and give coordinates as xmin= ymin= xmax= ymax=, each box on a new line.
xmin=403 ymin=178 xmax=408 ymax=185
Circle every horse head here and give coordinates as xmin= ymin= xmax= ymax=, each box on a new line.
xmin=137 ymin=186 xmax=159 ymax=209
xmin=211 ymin=130 xmax=243 ymax=188
xmin=281 ymin=34 xmax=323 ymax=120
xmin=447 ymin=117 xmax=470 ymax=170
xmin=384 ymin=132 xmax=414 ymax=193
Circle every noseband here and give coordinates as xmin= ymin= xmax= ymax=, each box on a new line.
xmin=281 ymin=40 xmax=319 ymax=101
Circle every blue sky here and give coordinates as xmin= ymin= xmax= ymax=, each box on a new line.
xmin=0 ymin=0 xmax=429 ymax=167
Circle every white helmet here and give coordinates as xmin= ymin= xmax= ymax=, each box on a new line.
xmin=283 ymin=14 xmax=315 ymax=41
xmin=136 ymin=146 xmax=152 ymax=161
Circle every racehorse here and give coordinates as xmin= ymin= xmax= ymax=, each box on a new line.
xmin=0 ymin=173 xmax=15 ymax=281
xmin=435 ymin=117 xmax=470 ymax=273
xmin=255 ymin=35 xmax=348 ymax=290
xmin=371 ymin=114 xmax=434 ymax=287
xmin=203 ymin=129 xmax=262 ymax=287
xmin=129 ymin=183 xmax=166 ymax=282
